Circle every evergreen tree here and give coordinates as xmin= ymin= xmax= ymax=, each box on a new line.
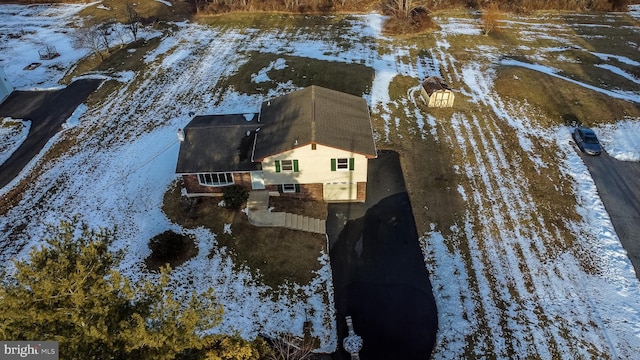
xmin=0 ymin=219 xmax=223 ymax=360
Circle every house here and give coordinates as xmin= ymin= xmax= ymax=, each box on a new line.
xmin=420 ymin=76 xmax=454 ymax=108
xmin=0 ymin=67 xmax=13 ymax=104
xmin=175 ymin=86 xmax=378 ymax=202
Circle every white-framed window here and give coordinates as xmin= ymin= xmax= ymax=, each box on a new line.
xmin=282 ymin=184 xmax=296 ymax=193
xmin=331 ymin=158 xmax=354 ymax=171
xmin=336 ymin=158 xmax=349 ymax=170
xmin=281 ymin=160 xmax=294 ymax=171
xmin=275 ymin=159 xmax=298 ymax=173
xmin=198 ymin=172 xmax=234 ymax=186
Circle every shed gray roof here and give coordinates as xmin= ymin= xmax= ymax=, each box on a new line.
xmin=175 ymin=114 xmax=261 ymax=173
xmin=253 ymin=86 xmax=377 ymax=160
xmin=422 ymin=76 xmax=451 ymax=96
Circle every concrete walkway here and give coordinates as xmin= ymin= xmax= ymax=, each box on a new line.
xmin=247 ymin=191 xmax=326 ymax=234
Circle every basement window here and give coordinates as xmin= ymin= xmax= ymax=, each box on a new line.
xmin=282 ymin=184 xmax=296 ymax=193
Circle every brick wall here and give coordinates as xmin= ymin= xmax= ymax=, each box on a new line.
xmin=234 ymin=172 xmax=252 ymax=188
xmin=357 ymin=182 xmax=367 ymax=202
xmin=182 ymin=173 xmax=251 ymax=196
xmin=301 ymin=183 xmax=324 ymax=200
xmin=183 ymin=174 xmax=371 ymax=202
xmin=266 ymin=183 xmax=324 ymax=201
xmin=182 ymin=175 xmax=223 ymax=195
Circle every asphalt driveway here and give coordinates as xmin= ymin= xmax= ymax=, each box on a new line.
xmin=579 ymin=151 xmax=640 ymax=279
xmin=328 ymin=150 xmax=438 ymax=360
xmin=0 ymin=78 xmax=102 ymax=189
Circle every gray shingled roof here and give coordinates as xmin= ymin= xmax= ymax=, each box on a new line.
xmin=175 ymin=114 xmax=261 ymax=173
xmin=253 ymin=86 xmax=377 ymax=160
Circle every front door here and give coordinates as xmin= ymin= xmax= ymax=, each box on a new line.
xmin=250 ymin=171 xmax=265 ymax=190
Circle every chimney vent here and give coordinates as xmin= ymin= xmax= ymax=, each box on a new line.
xmin=177 ymin=128 xmax=185 ymax=142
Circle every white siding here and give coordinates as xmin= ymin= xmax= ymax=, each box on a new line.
xmin=324 ymin=183 xmax=357 ymax=201
xmin=262 ymin=144 xmax=369 ymax=185
xmin=421 ymin=88 xmax=455 ymax=108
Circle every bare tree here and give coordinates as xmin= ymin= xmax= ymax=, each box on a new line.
xmin=72 ymin=24 xmax=107 ymax=60
xmin=387 ymin=0 xmax=421 ymax=18
xmin=283 ymin=0 xmax=301 ymax=11
xmin=96 ymin=22 xmax=114 ymax=55
xmin=124 ymin=3 xmax=140 ymax=42
xmin=481 ymin=3 xmax=502 ymax=35
xmin=190 ymin=0 xmax=211 ymax=14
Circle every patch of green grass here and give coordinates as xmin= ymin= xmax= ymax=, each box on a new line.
xmin=218 ymin=51 xmax=374 ymax=97
xmin=162 ymin=181 xmax=326 ymax=290
xmin=96 ymin=37 xmax=162 ymax=72
xmin=62 ymin=37 xmax=162 ymax=84
xmin=79 ymin=0 xmax=193 ymax=24
xmin=371 ymin=75 xmax=467 ymax=237
xmin=198 ymin=13 xmax=357 ymax=34
xmin=0 ymin=119 xmax=23 ymax=128
xmin=562 ymin=13 xmax=640 ymax=59
xmin=388 ymin=74 xmax=416 ymax=101
xmin=494 ymin=66 xmax=640 ymax=126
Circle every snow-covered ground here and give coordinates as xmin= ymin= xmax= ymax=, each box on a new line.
xmin=1 ymin=3 xmax=640 ymax=357
xmin=0 ymin=3 xmax=90 ymax=89
xmin=0 ymin=117 xmax=30 ymax=166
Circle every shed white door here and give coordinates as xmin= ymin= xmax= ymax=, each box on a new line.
xmin=324 ymin=182 xmax=355 ymax=201
xmin=250 ymin=171 xmax=265 ymax=190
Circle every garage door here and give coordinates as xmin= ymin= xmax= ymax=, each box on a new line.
xmin=324 ymin=182 xmax=356 ymax=201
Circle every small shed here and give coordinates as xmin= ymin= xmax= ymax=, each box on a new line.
xmin=39 ymin=45 xmax=60 ymax=60
xmin=0 ymin=67 xmax=13 ymax=104
xmin=420 ymin=76 xmax=455 ymax=108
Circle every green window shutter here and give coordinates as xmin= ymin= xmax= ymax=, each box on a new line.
xmin=278 ymin=184 xmax=283 ymax=193
xmin=293 ymin=160 xmax=299 ymax=172
xmin=331 ymin=158 xmax=336 ymax=171
xmin=349 ymin=158 xmax=355 ymax=171
xmin=295 ymin=184 xmax=300 ymax=193
xmin=275 ymin=160 xmax=281 ymax=173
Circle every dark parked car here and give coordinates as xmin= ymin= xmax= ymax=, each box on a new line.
xmin=572 ymin=126 xmax=603 ymax=156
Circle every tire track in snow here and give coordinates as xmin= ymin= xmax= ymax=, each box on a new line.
xmin=454 ymin=63 xmax=608 ymax=357
xmin=426 ymin=27 xmax=619 ymax=356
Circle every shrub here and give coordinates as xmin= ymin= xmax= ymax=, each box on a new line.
xmin=223 ymin=185 xmax=249 ymax=210
xmin=481 ymin=3 xmax=502 ymax=35
xmin=148 ymin=230 xmax=188 ymax=263
xmin=383 ymin=6 xmax=437 ymax=35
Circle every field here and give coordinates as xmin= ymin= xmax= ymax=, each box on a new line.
xmin=1 ymin=2 xmax=640 ymax=357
